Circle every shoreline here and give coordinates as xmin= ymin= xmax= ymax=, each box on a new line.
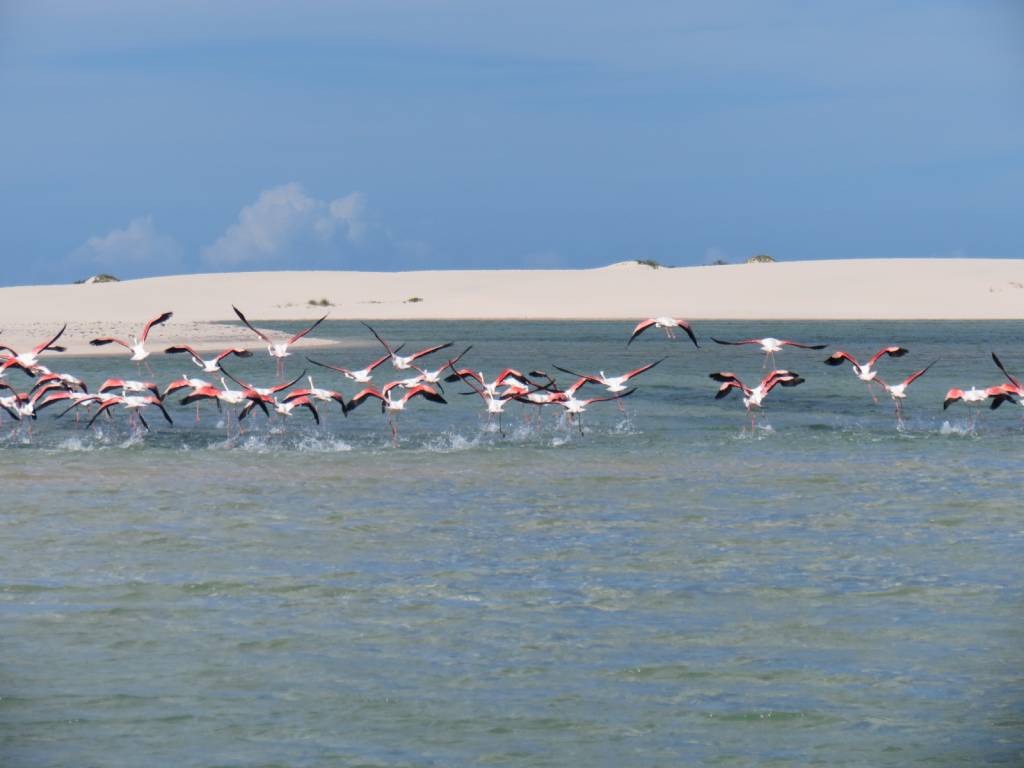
xmin=2 ymin=259 xmax=1023 ymax=355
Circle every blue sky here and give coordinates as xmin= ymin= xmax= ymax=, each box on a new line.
xmin=0 ymin=1 xmax=1021 ymax=284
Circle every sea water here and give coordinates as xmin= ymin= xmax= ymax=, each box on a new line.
xmin=2 ymin=320 xmax=1023 ymax=766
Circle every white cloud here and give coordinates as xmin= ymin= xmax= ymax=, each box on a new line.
xmin=201 ymin=183 xmax=368 ymax=268
xmin=68 ymin=216 xmax=183 ymax=277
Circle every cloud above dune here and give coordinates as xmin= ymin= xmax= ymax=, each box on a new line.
xmin=68 ymin=216 xmax=184 ymax=278
xmin=201 ymin=183 xmax=369 ymax=268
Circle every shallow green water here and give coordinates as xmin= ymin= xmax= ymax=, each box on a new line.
xmin=2 ymin=321 xmax=1023 ymax=766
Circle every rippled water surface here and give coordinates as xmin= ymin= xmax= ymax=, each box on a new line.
xmin=3 ymin=320 xmax=1024 ymax=766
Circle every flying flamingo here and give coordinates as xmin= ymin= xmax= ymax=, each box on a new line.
xmin=283 ymin=376 xmax=348 ymax=417
xmin=90 ymin=312 xmax=172 ymax=374
xmin=554 ymin=389 xmax=636 ymax=435
xmin=86 ymin=395 xmax=173 ymax=432
xmin=0 ymin=324 xmax=67 ymax=374
xmin=232 ymin=305 xmax=329 ymax=377
xmin=347 ymin=383 xmax=447 ymax=445
xmin=627 ymin=318 xmax=699 ymax=348
xmin=163 ymin=375 xmax=215 ymax=422
xmin=240 ymin=395 xmax=321 ymax=425
xmin=307 ymin=349 xmax=401 ymax=384
xmin=164 ymin=345 xmax=253 ymax=373
xmin=942 ymin=385 xmax=1008 ymax=431
xmin=709 ymin=369 xmax=805 ymax=430
xmin=180 ymin=382 xmax=269 ymax=437
xmin=98 ymin=378 xmax=162 ymax=398
xmin=823 ymin=346 xmax=908 ymax=402
xmin=444 ymin=367 xmax=537 ymax=397
xmin=30 ymin=369 xmax=88 ymax=394
xmin=411 ymin=345 xmax=472 ymax=392
xmin=362 ymin=322 xmax=453 ymax=370
xmin=880 ymin=362 xmax=935 ymax=427
xmin=553 ymin=357 xmax=664 ymax=410
xmin=711 ymin=337 xmax=827 ymax=368
xmin=990 ymin=353 xmax=1024 ymax=409
xmin=459 ymin=374 xmax=517 ymax=436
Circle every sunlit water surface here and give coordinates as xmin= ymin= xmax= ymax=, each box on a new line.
xmin=3 ymin=321 xmax=1023 ymax=766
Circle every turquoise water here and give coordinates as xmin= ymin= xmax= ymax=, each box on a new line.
xmin=2 ymin=321 xmax=1023 ymax=766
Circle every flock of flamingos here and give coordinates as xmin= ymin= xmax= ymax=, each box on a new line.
xmin=1 ymin=310 xmax=1022 ymax=443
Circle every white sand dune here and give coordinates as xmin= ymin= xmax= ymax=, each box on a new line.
xmin=1 ymin=259 xmax=1022 ymax=355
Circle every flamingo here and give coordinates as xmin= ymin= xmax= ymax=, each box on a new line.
xmin=0 ymin=324 xmax=67 ymax=373
xmin=444 ymin=367 xmax=536 ymax=397
xmin=942 ymin=385 xmax=1008 ymax=430
xmin=282 ymin=376 xmax=348 ymax=417
xmin=232 ymin=305 xmax=328 ymax=377
xmin=411 ymin=345 xmax=472 ymax=392
xmin=459 ymin=374 xmax=517 ymax=436
xmin=98 ymin=378 xmax=162 ymax=399
xmin=86 ymin=395 xmax=173 ymax=432
xmin=307 ymin=349 xmax=401 ymax=384
xmin=513 ymin=376 xmax=590 ymax=426
xmin=163 ymin=375 xmax=215 ymax=422
xmin=990 ymin=353 xmax=1024 ymax=408
xmin=89 ymin=312 xmax=172 ymax=373
xmin=347 ymin=383 xmax=447 ymax=445
xmin=219 ymin=367 xmax=305 ymax=402
xmin=34 ymin=389 xmax=97 ymax=424
xmin=553 ymin=357 xmax=664 ymax=410
xmin=627 ymin=317 xmax=699 ymax=348
xmin=881 ymin=362 xmax=935 ymax=427
xmin=823 ymin=346 xmax=908 ymax=402
xmin=164 ymin=345 xmax=252 ymax=373
xmin=180 ymin=383 xmax=269 ymax=437
xmin=241 ymin=395 xmax=321 ymax=425
xmin=362 ymin=322 xmax=453 ymax=370
xmin=710 ymin=369 xmax=805 ymax=430
xmin=554 ymin=389 xmax=636 ymax=435
xmin=711 ymin=337 xmax=827 ymax=368
xmin=30 ymin=369 xmax=88 ymax=394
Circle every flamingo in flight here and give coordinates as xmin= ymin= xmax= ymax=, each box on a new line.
xmin=307 ymin=349 xmax=402 ymax=384
xmin=283 ymin=376 xmax=348 ymax=417
xmin=711 ymin=337 xmax=827 ymax=368
xmin=90 ymin=312 xmax=172 ymax=374
xmin=989 ymin=353 xmax=1024 ymax=410
xmin=412 ymin=345 xmax=472 ymax=392
xmin=347 ymin=383 xmax=447 ymax=445
xmin=445 ymin=366 xmax=541 ymax=397
xmin=164 ymin=345 xmax=252 ymax=373
xmin=88 ymin=395 xmax=173 ymax=432
xmin=627 ymin=318 xmax=699 ymax=348
xmin=823 ymin=346 xmax=908 ymax=402
xmin=554 ymin=357 xmax=664 ymax=410
xmin=240 ymin=394 xmax=321 ymax=426
xmin=881 ymin=362 xmax=936 ymax=427
xmin=180 ymin=380 xmax=271 ymax=436
xmin=98 ymin=378 xmax=162 ymax=399
xmin=710 ymin=369 xmax=805 ymax=430
xmin=30 ymin=369 xmax=87 ymax=394
xmin=554 ymin=388 xmax=636 ymax=435
xmin=942 ymin=385 xmax=1009 ymax=431
xmin=362 ymin=322 xmax=453 ymax=370
xmin=232 ymin=305 xmax=329 ymax=377
xmin=0 ymin=324 xmax=67 ymax=374
xmin=163 ymin=375 xmax=215 ymax=422
xmin=459 ymin=374 xmax=518 ymax=436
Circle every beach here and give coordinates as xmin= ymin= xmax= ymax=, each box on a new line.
xmin=2 ymin=259 xmax=1024 ymax=355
